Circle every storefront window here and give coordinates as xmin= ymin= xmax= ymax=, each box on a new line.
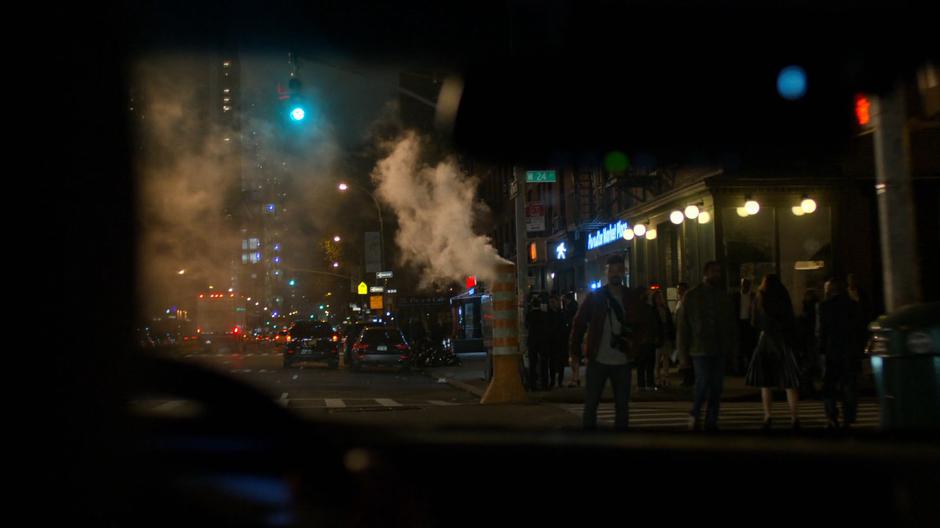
xmin=779 ymin=206 xmax=831 ymax=314
xmin=723 ymin=206 xmax=776 ymax=291
xmin=681 ymin=210 xmax=717 ymax=287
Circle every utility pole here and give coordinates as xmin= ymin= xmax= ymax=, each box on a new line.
xmin=513 ymin=167 xmax=529 ymax=366
xmin=873 ymin=82 xmax=922 ymax=312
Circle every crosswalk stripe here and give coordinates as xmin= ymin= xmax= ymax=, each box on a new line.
xmin=429 ymin=400 xmax=459 ymax=406
xmin=376 ymin=398 xmax=403 ymax=407
xmin=325 ymin=399 xmax=346 ymax=408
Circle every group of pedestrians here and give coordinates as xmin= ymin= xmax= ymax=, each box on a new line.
xmin=567 ymin=254 xmax=869 ymax=432
xmin=525 ymin=292 xmax=580 ymax=391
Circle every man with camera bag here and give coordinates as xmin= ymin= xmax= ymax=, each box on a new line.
xmin=569 ymin=254 xmax=652 ymax=431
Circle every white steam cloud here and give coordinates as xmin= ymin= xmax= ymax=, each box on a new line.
xmin=371 ymin=132 xmax=510 ymax=289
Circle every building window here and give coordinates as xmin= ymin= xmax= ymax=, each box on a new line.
xmin=722 ymin=206 xmax=776 ymax=291
xmin=779 ymin=205 xmax=831 ymax=314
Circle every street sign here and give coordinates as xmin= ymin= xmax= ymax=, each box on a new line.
xmin=370 ymin=295 xmax=384 ymax=310
xmin=377 ymin=271 xmax=393 ymax=279
xmin=370 ymin=286 xmax=385 ymax=293
xmin=357 ymin=282 xmax=368 ymax=295
xmin=526 ymin=170 xmax=556 ymax=183
xmin=526 ymin=202 xmax=545 ymax=232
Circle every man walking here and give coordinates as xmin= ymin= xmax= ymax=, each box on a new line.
xmin=569 ymin=254 xmax=652 ymax=431
xmin=677 ymin=261 xmax=738 ymax=432
xmin=817 ymin=277 xmax=866 ymax=430
xmin=547 ymin=293 xmax=567 ymax=388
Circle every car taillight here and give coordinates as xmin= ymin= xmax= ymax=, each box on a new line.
xmin=394 ymin=344 xmax=409 ymax=351
xmin=353 ymin=343 xmax=368 ymax=352
xmin=332 ymin=335 xmax=339 ymax=343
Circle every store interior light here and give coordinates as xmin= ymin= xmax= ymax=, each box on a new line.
xmin=698 ymin=211 xmax=711 ymax=224
xmin=736 ymin=207 xmax=749 ymax=218
xmin=670 ymin=211 xmax=685 ymax=224
xmin=801 ymin=197 xmax=817 ymax=214
xmin=792 ymin=205 xmax=806 ymax=216
xmin=634 ymin=224 xmax=647 ymax=237
xmin=646 ymin=229 xmax=658 ymax=240
xmin=623 ymin=228 xmax=635 ymax=241
xmin=684 ymin=205 xmax=700 ymax=219
xmin=744 ymin=199 xmax=760 ymax=216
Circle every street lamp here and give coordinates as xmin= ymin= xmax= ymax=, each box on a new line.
xmin=333 ymin=235 xmax=341 ymax=242
xmin=744 ymin=198 xmax=760 ymax=215
xmin=332 ymin=262 xmax=340 ymax=269
xmin=337 ymin=180 xmax=385 ymax=270
xmin=177 ymin=269 xmax=186 ymax=275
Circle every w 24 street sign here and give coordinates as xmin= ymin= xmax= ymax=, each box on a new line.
xmin=526 ymin=170 xmax=556 ymax=183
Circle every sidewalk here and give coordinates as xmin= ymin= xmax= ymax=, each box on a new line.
xmin=424 ymin=359 xmax=766 ymax=404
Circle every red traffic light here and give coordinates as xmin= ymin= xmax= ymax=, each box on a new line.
xmin=855 ymin=94 xmax=871 ymax=126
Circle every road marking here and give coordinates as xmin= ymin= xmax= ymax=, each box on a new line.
xmin=245 ymin=353 xmax=254 ymax=357
xmin=259 ymin=369 xmax=267 ymax=373
xmin=280 ymin=393 xmax=289 ymax=407
xmin=375 ymin=398 xmax=402 ymax=407
xmin=325 ymin=399 xmax=346 ymax=408
xmin=184 ymin=354 xmax=193 ymax=358
xmin=429 ymin=400 xmax=459 ymax=406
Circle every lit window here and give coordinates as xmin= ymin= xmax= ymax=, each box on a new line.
xmin=223 ymin=88 xmax=230 ymax=94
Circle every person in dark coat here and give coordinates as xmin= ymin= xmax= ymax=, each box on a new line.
xmin=525 ymin=295 xmax=550 ymax=391
xmin=745 ymin=274 xmax=803 ymax=430
xmin=796 ymin=288 xmax=822 ymax=397
xmin=817 ymin=277 xmax=866 ymax=430
xmin=546 ymin=293 xmax=567 ymax=389
xmin=563 ymin=292 xmax=581 ymax=387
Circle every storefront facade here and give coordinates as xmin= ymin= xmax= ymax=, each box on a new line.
xmin=617 ymin=175 xmax=877 ymax=314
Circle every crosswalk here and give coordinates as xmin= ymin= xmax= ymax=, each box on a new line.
xmin=557 ymin=401 xmax=881 ymax=430
xmin=129 ymin=396 xmax=472 ymax=416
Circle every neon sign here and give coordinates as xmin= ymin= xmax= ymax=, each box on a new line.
xmin=587 ymin=221 xmax=629 ymax=251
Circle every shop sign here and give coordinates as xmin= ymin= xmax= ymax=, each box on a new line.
xmin=587 ymin=221 xmax=629 ymax=251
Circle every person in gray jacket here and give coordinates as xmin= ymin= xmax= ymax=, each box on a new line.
xmin=676 ymin=261 xmax=738 ymax=432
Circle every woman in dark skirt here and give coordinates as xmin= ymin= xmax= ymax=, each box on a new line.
xmin=746 ymin=274 xmax=803 ymax=430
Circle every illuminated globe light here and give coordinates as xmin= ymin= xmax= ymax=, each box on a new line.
xmin=736 ymin=207 xmax=749 ymax=218
xmin=684 ymin=205 xmax=700 ymax=219
xmin=623 ymin=228 xmax=635 ymax=241
xmin=697 ymin=211 xmax=711 ymax=224
xmin=646 ymin=229 xmax=658 ymax=240
xmin=792 ymin=206 xmax=805 ymax=217
xmin=801 ymin=197 xmax=817 ymax=214
xmin=744 ymin=200 xmax=760 ymax=216
xmin=777 ymin=65 xmax=807 ymax=101
xmin=338 ymin=183 xmax=349 ymax=191
xmin=670 ymin=211 xmax=685 ymax=225
xmin=634 ymin=224 xmax=647 ymax=237
xmin=290 ymin=107 xmax=306 ymax=121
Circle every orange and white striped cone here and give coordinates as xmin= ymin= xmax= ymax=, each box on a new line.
xmin=481 ymin=262 xmax=528 ymax=404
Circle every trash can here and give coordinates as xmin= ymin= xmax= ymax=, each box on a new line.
xmin=867 ymin=302 xmax=940 ymax=430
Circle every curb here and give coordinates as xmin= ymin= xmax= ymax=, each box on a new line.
xmin=443 ymin=378 xmax=486 ymax=398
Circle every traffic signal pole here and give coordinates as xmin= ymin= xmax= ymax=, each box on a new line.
xmin=872 ymin=82 xmax=922 ymax=312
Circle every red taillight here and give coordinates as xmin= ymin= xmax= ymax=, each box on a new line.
xmin=353 ymin=343 xmax=368 ymax=352
xmin=394 ymin=344 xmax=409 ymax=351
xmin=233 ymin=327 xmax=240 ymax=334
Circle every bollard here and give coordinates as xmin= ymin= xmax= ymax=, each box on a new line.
xmin=481 ymin=262 xmax=528 ymax=404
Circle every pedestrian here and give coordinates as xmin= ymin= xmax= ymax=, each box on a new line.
xmin=676 ymin=261 xmax=738 ymax=432
xmin=651 ymin=288 xmax=675 ymax=389
xmin=635 ymin=286 xmax=663 ymax=392
xmin=817 ymin=277 xmax=866 ymax=430
xmin=563 ymin=292 xmax=582 ymax=387
xmin=675 ymin=282 xmax=695 ymax=387
xmin=733 ymin=278 xmax=758 ymax=376
xmin=569 ymin=254 xmax=652 ymax=431
xmin=745 ymin=274 xmax=803 ymax=431
xmin=546 ymin=293 xmax=567 ymax=389
xmin=796 ymin=288 xmax=822 ymax=398
xmin=846 ymin=273 xmax=873 ymax=324
xmin=525 ymin=294 xmax=550 ymax=391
